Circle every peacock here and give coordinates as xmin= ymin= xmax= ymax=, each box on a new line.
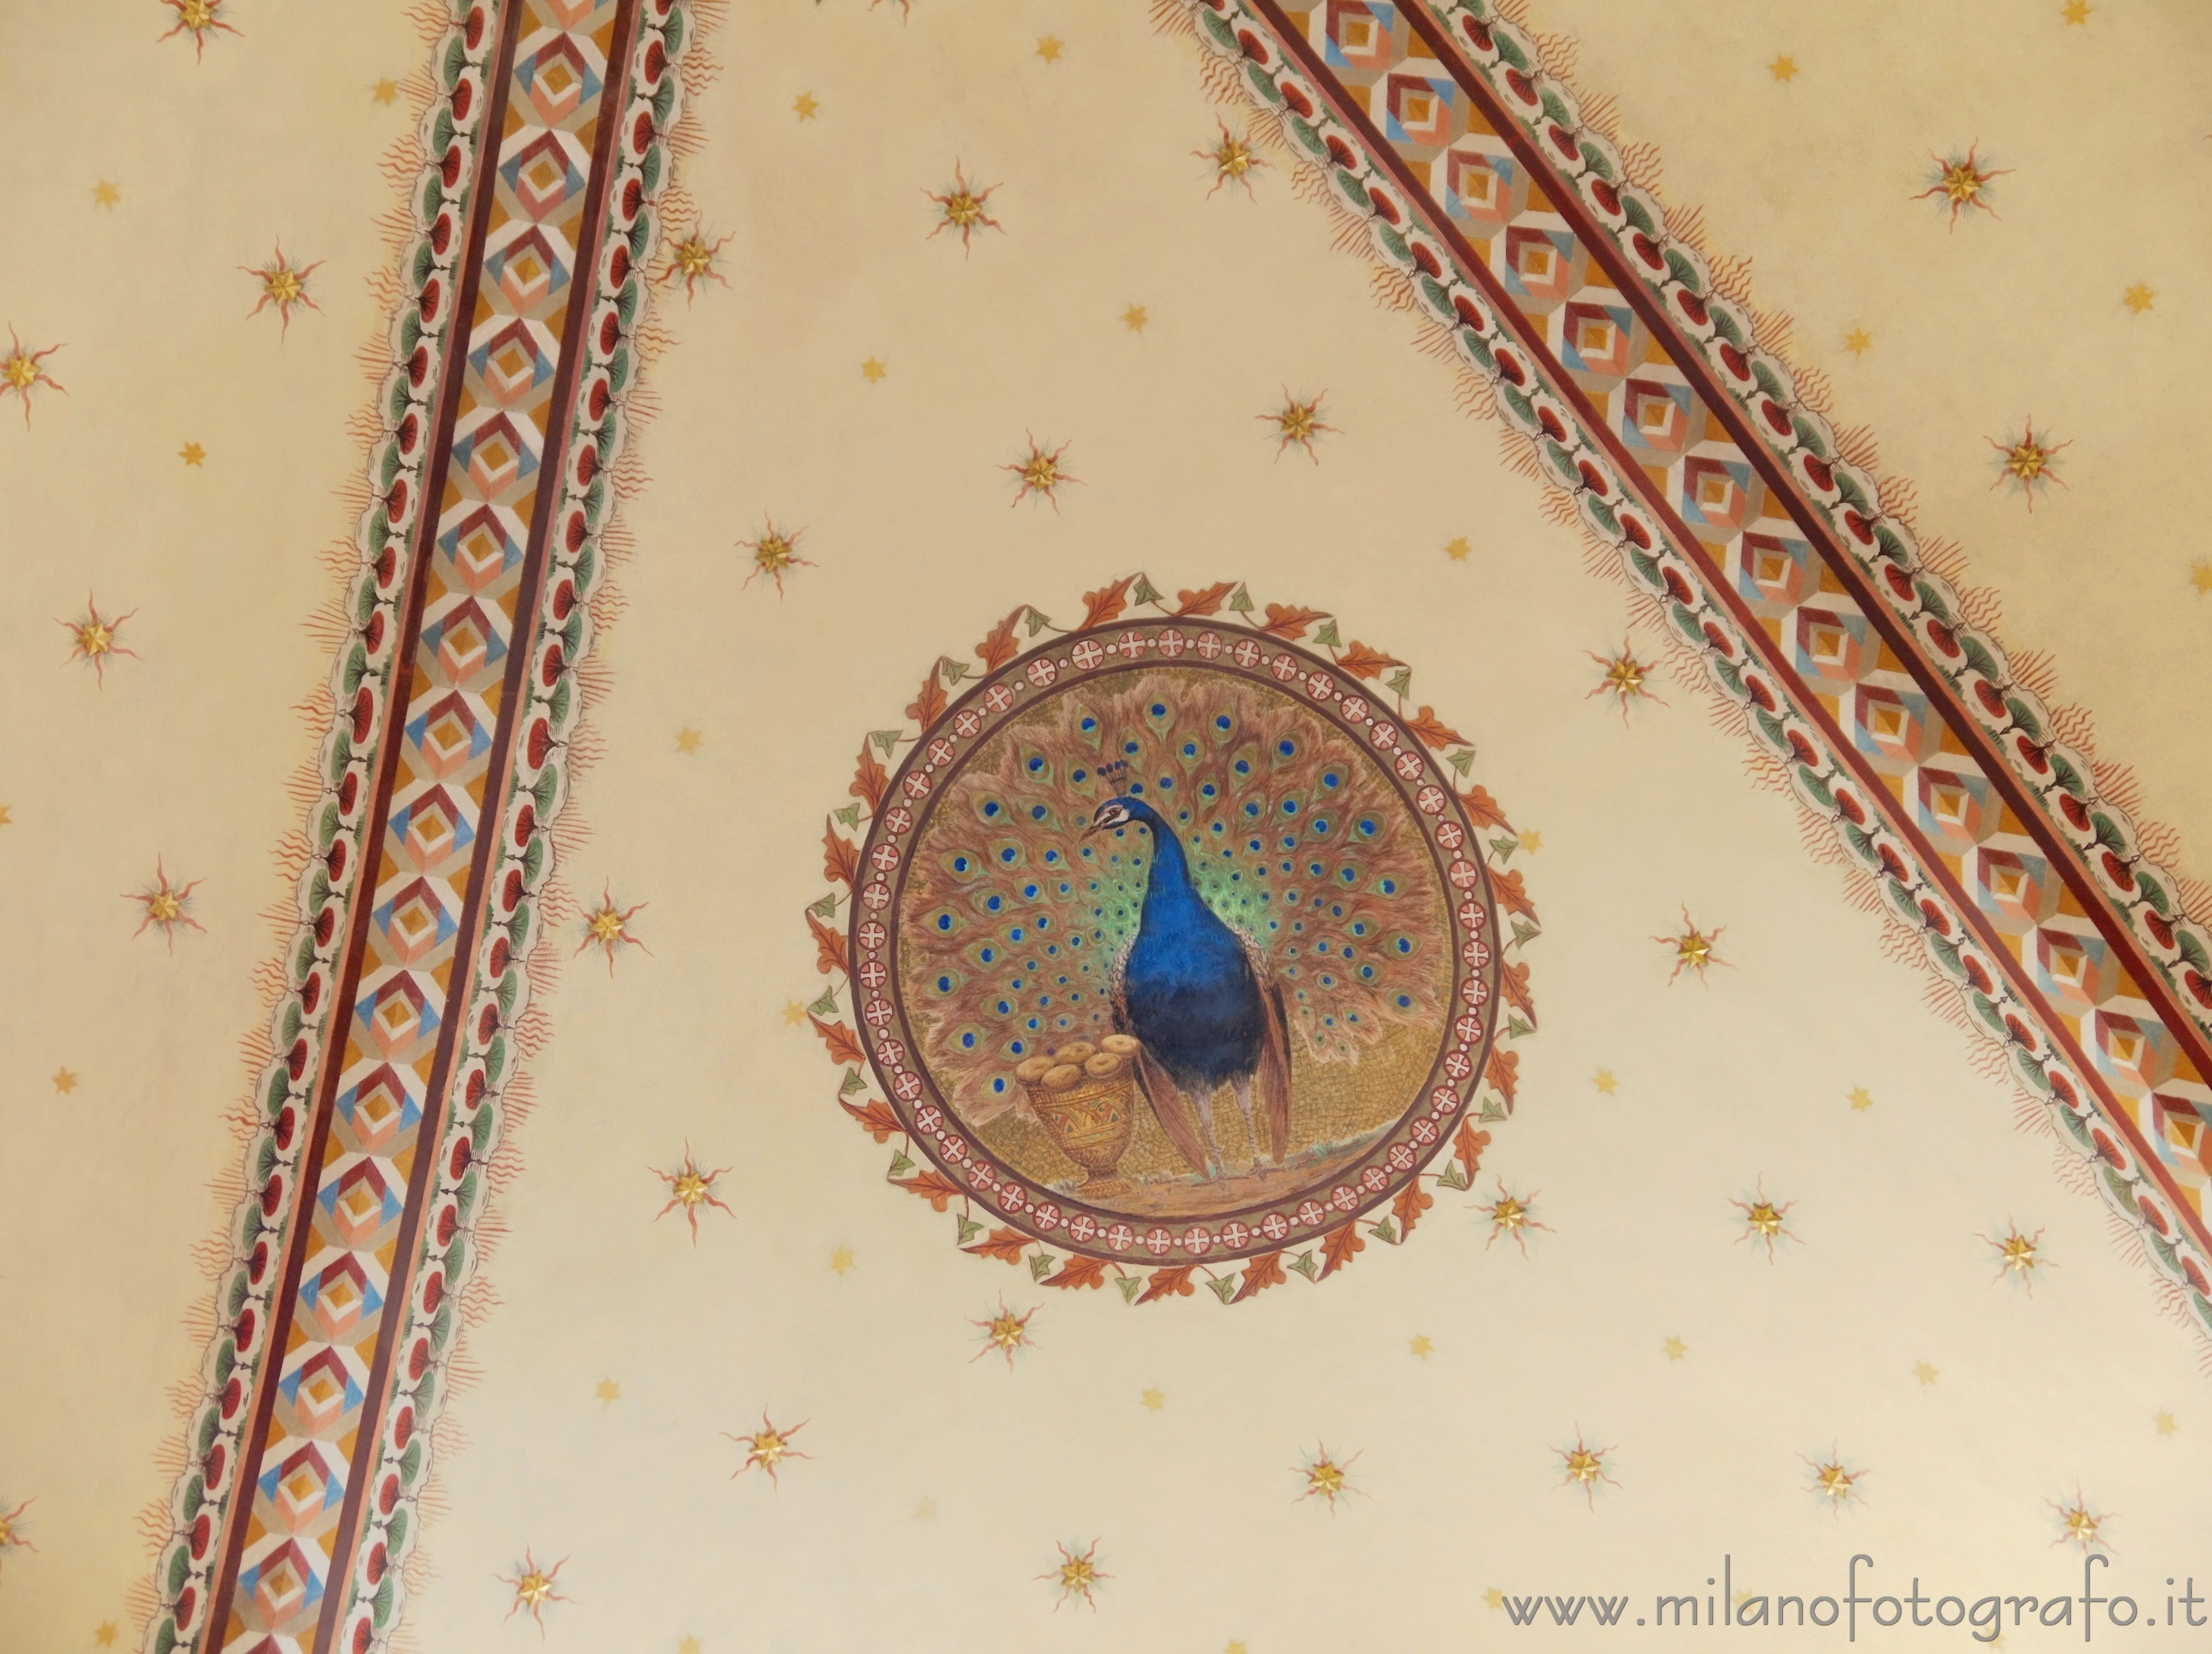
xmin=901 ymin=675 xmax=1448 ymax=1181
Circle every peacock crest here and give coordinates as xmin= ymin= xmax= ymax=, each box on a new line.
xmin=899 ymin=672 xmax=1448 ymax=1120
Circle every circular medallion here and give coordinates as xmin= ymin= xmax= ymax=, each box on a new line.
xmin=823 ymin=593 xmax=1525 ymax=1278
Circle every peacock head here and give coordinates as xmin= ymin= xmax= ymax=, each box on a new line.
xmin=1084 ymin=796 xmax=1159 ymax=838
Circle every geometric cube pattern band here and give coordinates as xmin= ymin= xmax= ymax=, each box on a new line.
xmin=138 ymin=3 xmax=705 ymax=1651
xmin=1192 ymin=0 xmax=2212 ymax=1317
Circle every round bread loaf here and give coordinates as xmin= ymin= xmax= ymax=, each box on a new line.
xmin=1040 ymin=1063 xmax=1083 ymax=1090
xmin=1014 ymin=1056 xmax=1056 ymax=1084
xmin=1100 ymin=1033 xmax=1142 ymax=1056
xmin=1082 ymin=1052 xmax=1122 ymax=1079
xmin=1051 ymin=1040 xmax=1098 ymax=1065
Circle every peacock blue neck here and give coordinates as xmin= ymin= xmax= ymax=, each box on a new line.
xmin=1121 ymin=798 xmax=1194 ymax=911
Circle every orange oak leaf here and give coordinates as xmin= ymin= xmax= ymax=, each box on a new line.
xmin=1230 ymin=1249 xmax=1287 ymax=1302
xmin=1486 ymin=1046 xmax=1521 ymax=1104
xmin=1137 ymin=1264 xmax=1198 ymax=1304
xmin=1045 ymin=1254 xmax=1110 ymax=1291
xmin=1499 ymin=959 xmax=1535 ymax=1027
xmin=1259 ymin=603 xmax=1328 ymax=641
xmin=1457 ymin=784 xmax=1512 ymax=831
xmin=891 ymin=1170 xmax=963 ymax=1212
xmin=840 ymin=1097 xmax=901 ymax=1143
xmin=850 ymin=742 xmax=887 ymax=812
xmin=1453 ymin=1122 xmax=1492 ymax=1183
xmin=1390 ymin=1180 xmax=1434 ymax=1241
xmin=1335 ymin=641 xmax=1400 ymax=680
xmin=812 ymin=1016 xmax=865 ymax=1067
xmin=977 ymin=608 xmax=1024 ymax=671
xmin=1174 ymin=581 xmax=1235 ymax=617
xmin=823 ymin=818 xmax=859 ymax=887
xmin=808 ymin=909 xmax=848 ymax=975
xmin=1316 ymin=1222 xmax=1365 ymax=1280
xmin=1491 ymin=867 xmax=1537 ymax=921
xmin=1404 ymin=705 xmax=1468 ymax=750
xmin=964 ymin=1226 xmax=1030 ymax=1264
xmin=1080 ymin=576 xmax=1136 ymax=631
xmin=905 ymin=664 xmax=947 ymax=730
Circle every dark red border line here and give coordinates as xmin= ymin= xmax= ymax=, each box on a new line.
xmin=203 ymin=2 xmax=530 ymax=1643
xmin=1247 ymin=0 xmax=2205 ymax=1245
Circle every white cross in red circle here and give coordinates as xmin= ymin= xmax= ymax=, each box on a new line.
xmin=1461 ymin=938 xmax=1487 ymax=966
xmin=1330 ymin=1185 xmax=1359 ymax=1212
xmin=1034 ymin=1204 xmax=1061 ymax=1230
xmin=894 ymin=1072 xmax=923 ymax=1102
xmin=943 ymin=1135 xmax=967 ymax=1161
xmin=1443 ymin=1049 xmax=1472 ymax=1081
xmin=1270 ymin=653 xmax=1299 ymax=682
xmin=1434 ymin=820 xmax=1465 ymax=851
xmin=1431 ymin=1087 xmax=1460 ymax=1113
xmin=1361 ymin=1167 xmax=1388 ymax=1193
xmin=1418 ymin=785 xmax=1448 ymax=816
xmin=1410 ymin=1118 xmax=1438 ymax=1145
xmin=859 ymin=959 xmax=888 ymax=989
xmin=1296 ymin=1200 xmax=1325 ymax=1226
xmin=1195 ymin=633 xmax=1223 ymax=659
xmin=1026 ymin=659 xmax=1058 ymax=688
xmin=1101 ymin=1221 xmax=1129 ymax=1250
xmin=1465 ymin=976 xmax=1491 ymax=1007
xmin=1219 ymin=1221 xmax=1251 ymax=1248
xmin=1306 ymin=672 xmax=1334 ymax=700
xmin=885 ymin=806 xmax=913 ymax=835
xmin=870 ymin=843 xmax=900 ymax=871
xmin=954 ymin=710 xmax=983 ymax=738
xmin=1144 ymin=1227 xmax=1173 ymax=1256
xmin=1157 ymin=629 xmax=1187 ymax=657
xmin=1182 ymin=1226 xmax=1213 ymax=1255
xmin=1260 ymin=1212 xmax=1290 ymax=1241
xmin=864 ymin=997 xmax=895 ymax=1026
xmin=1232 ymin=639 xmax=1262 ymax=668
xmin=928 ymin=739 xmax=957 ymax=766
xmin=1448 ymin=859 xmax=1480 ymax=889
xmin=876 ymin=1038 xmax=909 ymax=1069
xmin=1112 ymin=631 xmax=1146 ymax=661
xmin=861 ymin=882 xmax=891 ymax=909
xmin=1341 ymin=695 xmax=1368 ymax=721
xmin=916 ymin=1104 xmax=942 ymax=1131
xmin=1071 ymin=639 xmax=1104 ymax=669
xmin=859 ymin=920 xmax=887 ymax=950
xmin=1456 ymin=902 xmax=1486 ymax=931
xmin=1069 ymin=1213 xmax=1098 ymax=1242
xmin=901 ymin=772 xmax=932 ymax=800
xmin=984 ymin=684 xmax=1015 ymax=713
xmin=1454 ymin=1012 xmax=1482 ymax=1043
xmin=1395 ymin=751 xmax=1425 ymax=780
xmin=1370 ymin=722 xmax=1397 ymax=747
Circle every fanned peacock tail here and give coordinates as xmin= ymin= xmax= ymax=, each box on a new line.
xmin=900 ymin=672 xmax=1446 ymax=1115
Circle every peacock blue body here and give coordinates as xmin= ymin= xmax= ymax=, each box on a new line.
xmin=900 ymin=674 xmax=1448 ymax=1161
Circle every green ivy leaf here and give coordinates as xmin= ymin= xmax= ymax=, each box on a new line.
xmin=889 ymin=1150 xmax=915 ymax=1176
xmin=1227 ymin=583 xmax=1255 ymax=614
xmin=1025 ymin=608 xmax=1051 ymax=636
xmin=938 ymin=656 xmax=972 ymax=685
xmin=839 ymin=1069 xmax=866 ymax=1097
xmin=1131 ymin=573 xmax=1164 ymax=607
xmin=1311 ymin=619 xmax=1341 ymax=649
xmin=1287 ymin=1251 xmax=1320 ymax=1281
xmin=955 ymin=1213 xmax=984 ymax=1243
xmin=1030 ymin=1252 xmax=1055 ymax=1281
xmin=1383 ymin=665 xmax=1413 ymax=698
xmin=808 ymin=893 xmax=838 ymax=919
xmin=1207 ymin=1275 xmax=1239 ymax=1303
xmin=833 ymin=802 xmax=862 ymax=829
xmin=807 ymin=986 xmax=839 ymax=1017
xmin=1116 ymin=1273 xmax=1145 ymax=1302
xmin=1445 ymin=749 xmax=1476 ymax=777
xmin=869 ymin=729 xmax=902 ymax=754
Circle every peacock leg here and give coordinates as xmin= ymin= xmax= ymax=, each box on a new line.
xmin=1229 ymin=1077 xmax=1261 ymax=1174
xmin=1190 ymin=1084 xmax=1224 ymax=1178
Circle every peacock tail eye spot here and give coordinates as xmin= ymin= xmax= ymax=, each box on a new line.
xmin=1234 ymin=759 xmax=1251 ymax=776
xmin=1215 ymin=713 xmax=1233 ymax=731
xmin=1243 ymin=802 xmax=1260 ymax=818
xmin=1072 ymin=767 xmax=1088 ymax=784
xmin=1396 ymin=994 xmax=1413 ymax=1009
xmin=1308 ymin=862 xmax=1325 ymax=877
xmin=1081 ymin=716 xmax=1098 ymax=732
xmin=1043 ymin=849 xmax=1059 ymax=864
xmin=1029 ymin=805 xmax=1049 ymax=821
xmin=935 ymin=912 xmax=956 ymax=931
xmin=1200 ymin=784 xmax=1218 ymax=799
xmin=1123 ymin=740 xmax=1141 ymax=755
xmin=1000 ymin=848 xmax=1017 ymax=863
xmin=1149 ymin=703 xmax=1167 ymax=718
xmin=985 ymin=895 xmax=1003 ymax=912
xmin=1022 ymin=883 xmax=1040 ymax=898
xmin=1359 ymin=965 xmax=1374 ymax=980
xmin=935 ymin=973 xmax=956 ymax=992
xmin=1331 ymin=904 xmax=1345 ymax=918
xmin=959 ymin=1031 xmax=978 ymax=1049
xmin=1027 ymin=1017 xmax=1041 ymax=1030
xmin=1210 ymin=821 xmax=1225 ymax=834
xmin=1059 ymin=882 xmax=1072 ymax=894
xmin=1128 ymin=782 xmax=1145 ymax=796
xmin=1379 ymin=878 xmax=1398 ymax=895
xmin=1008 ymin=1038 xmax=1025 ymax=1055
xmin=1339 ymin=867 xmax=1357 ymax=885
xmin=1027 ymin=755 xmax=1045 ymax=773
xmin=1357 ymin=816 xmax=1379 ymax=836
xmin=1281 ymin=799 xmax=1299 ymax=815
xmin=982 ymin=800 xmax=1001 ymax=818
xmin=980 ymin=946 xmax=997 ymax=963
xmin=997 ymin=998 xmax=1013 ymax=1014
xmin=952 ymin=855 xmax=972 ymax=874
xmin=1008 ymin=926 xmax=1025 ymax=942
xmin=1181 ymin=742 xmax=1197 ymax=758
xmin=990 ymin=1076 xmax=1007 ymax=1093
xmin=1312 ymin=817 xmax=1331 ymax=834
xmin=1322 ymin=770 xmax=1342 ymax=788
xmin=1394 ymin=935 xmax=1415 ymax=955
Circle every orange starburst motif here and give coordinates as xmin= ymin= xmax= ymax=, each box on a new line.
xmin=1805 ymin=1447 xmax=1866 ymax=1512
xmin=926 ymin=163 xmax=1002 ymax=253
xmin=1732 ymin=1181 xmax=1797 ymax=1261
xmin=1987 ymin=417 xmax=2071 ymax=513
xmin=1558 ymin=1434 xmax=1618 ymax=1508
xmin=726 ymin=1412 xmax=810 ymax=1487
xmin=1002 ymin=434 xmax=1080 ymax=511
xmin=160 ymin=0 xmax=240 ymax=60
xmin=127 ymin=858 xmax=205 ymax=951
xmin=1587 ymin=640 xmax=1665 ymax=721
xmin=61 ymin=596 xmax=139 ymax=685
xmin=1657 ymin=907 xmax=1727 ymax=982
xmin=1038 ymin=1539 xmax=1107 ymax=1611
xmin=576 ymin=884 xmax=648 ymax=971
xmin=243 ymin=243 xmax=322 ymax=339
xmin=1296 ymin=1444 xmax=1363 ymax=1513
xmin=1 ymin=328 xmax=64 ymax=427
xmin=2049 ymin=1489 xmax=2110 ymax=1554
xmin=652 ymin=1146 xmax=734 ymax=1242
xmin=657 ymin=226 xmax=732 ymax=303
xmin=1982 ymin=1222 xmax=2049 ymax=1292
xmin=1480 ymin=1180 xmax=1548 ymax=1256
xmin=741 ymin=519 xmax=813 ymax=595
xmin=1914 ymin=142 xmax=2011 ymax=229
xmin=0 ymin=1497 xmax=36 ymax=1572
xmin=499 ymin=1549 xmax=569 ymax=1633
xmin=1261 ymin=390 xmax=1335 ymax=463
xmin=1198 ymin=120 xmax=1268 ymax=198
xmin=971 ymin=1297 xmax=1040 ymax=1370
